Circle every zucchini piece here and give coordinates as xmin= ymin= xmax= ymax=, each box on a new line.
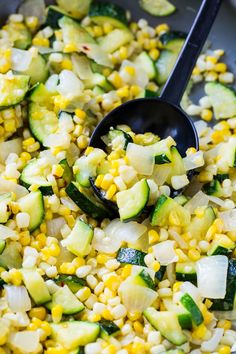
xmin=56 ymin=0 xmax=92 ymax=19
xmin=74 ymin=148 xmax=106 ymax=188
xmin=0 ymin=193 xmax=12 ymax=223
xmin=160 ymin=31 xmax=186 ymax=52
xmin=18 ymin=191 xmax=44 ymax=232
xmin=203 ymin=179 xmax=223 ymax=197
xmin=164 ymin=351 xmax=185 ymax=354
xmin=102 ymin=129 xmax=133 ymax=151
xmin=54 ymin=275 xmax=86 ymax=293
xmin=180 ymin=293 xmax=203 ymax=326
xmin=116 ymin=247 xmax=147 ymax=266
xmin=28 ymin=82 xmax=54 ymax=107
xmin=138 ymin=269 xmax=155 ymax=289
xmin=84 ymin=73 xmax=113 ymax=91
xmin=99 ymin=29 xmax=133 ymax=54
xmin=93 ymin=85 xmax=105 ymax=95
xmin=174 ymin=195 xmax=188 ymax=206
xmin=46 ymin=285 xmax=84 ymax=315
xmin=155 ymin=265 xmax=166 ymax=281
xmin=208 ymin=235 xmax=235 ymax=256
xmin=151 ymin=194 xmax=190 ymax=227
xmin=28 ymin=103 xmax=58 ymax=145
xmin=166 ymin=146 xmax=186 ymax=183
xmin=66 ymin=182 xmax=113 ymax=220
xmin=216 ymin=173 xmax=229 ymax=183
xmin=163 ymin=299 xmax=192 ymax=330
xmin=46 ymin=5 xmax=70 ymax=28
xmin=0 ymin=278 xmax=5 ymax=288
xmin=20 ymin=159 xmax=53 ymax=195
xmin=211 ymin=259 xmax=236 ymax=311
xmin=140 ymin=0 xmax=176 ymax=16
xmin=59 ymin=16 xmax=95 ymax=46
xmin=205 ymin=82 xmax=236 ymax=120
xmin=99 ymin=320 xmax=120 ymax=339
xmin=143 ymin=89 xmax=159 ymax=98
xmin=185 ymin=206 xmax=215 ymax=240
xmin=116 ymin=179 xmax=150 ymax=222
xmin=89 ymin=1 xmax=128 ymax=28
xmin=0 ymin=242 xmax=22 ymax=269
xmin=21 ymin=268 xmax=51 ymax=305
xmin=50 ymin=321 xmax=100 ymax=350
xmin=59 ymin=159 xmax=73 ymax=185
xmin=0 ymin=240 xmax=5 ymax=254
xmin=2 ymin=22 xmax=31 ymax=49
xmin=144 ymin=308 xmax=187 ymax=345
xmin=0 ymin=74 xmax=29 ymax=108
xmin=20 ymin=54 xmax=49 ymax=85
xmin=133 ymin=51 xmax=157 ymax=80
xmin=176 ymin=262 xmax=197 ymax=283
xmin=155 ymin=50 xmax=178 ymax=85
xmin=61 ymin=219 xmax=93 ymax=257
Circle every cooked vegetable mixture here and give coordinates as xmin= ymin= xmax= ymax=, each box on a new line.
xmin=0 ymin=0 xmax=236 ymax=353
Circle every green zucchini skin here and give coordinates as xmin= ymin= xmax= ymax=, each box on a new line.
xmin=116 ymin=247 xmax=147 ymax=266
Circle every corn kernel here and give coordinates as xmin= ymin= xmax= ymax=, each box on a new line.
xmin=127 ymin=311 xmax=141 ymax=321
xmin=121 ymin=264 xmax=132 ymax=279
xmin=102 ymin=308 xmax=113 ymax=320
xmin=52 ymin=304 xmax=63 ymax=323
xmin=63 ymin=43 xmax=77 ymax=53
xmin=148 ymin=229 xmax=159 ymax=244
xmin=119 ymin=46 xmax=128 ymax=60
xmin=75 ymin=108 xmax=86 ymax=120
xmin=103 ymin=22 xmax=113 ymax=34
xmin=215 ymin=62 xmax=227 ymax=73
xmin=198 ymin=171 xmax=213 ymax=183
xmin=20 ymin=151 xmax=32 ymax=161
xmin=152 ymin=260 xmax=161 ymax=272
xmin=217 ymin=319 xmax=232 ymax=330
xmin=61 ymin=58 xmax=73 ymax=70
xmin=133 ymin=321 xmax=143 ymax=333
xmin=192 ymin=323 xmax=207 ymax=339
xmin=149 ymin=48 xmax=160 ymax=61
xmin=32 ymin=37 xmax=50 ymax=47
xmin=25 ymin=16 xmax=39 ymax=30
xmin=46 ymin=348 xmax=68 ymax=354
xmin=77 ymin=135 xmax=89 ymax=150
xmin=206 ymin=56 xmax=218 ymax=64
xmin=59 ymin=262 xmax=75 ymax=275
xmin=9 ymin=269 xmax=22 ymax=286
xmin=72 ymin=256 xmax=85 ymax=267
xmin=188 ymin=248 xmax=200 ymax=261
xmin=101 ymin=174 xmax=113 ymax=190
xmin=105 ymin=184 xmax=117 ymax=200
xmin=116 ymin=86 xmax=129 ymax=98
xmin=201 ymin=109 xmax=213 ymax=122
xmin=173 ymin=281 xmax=182 ymax=292
xmin=93 ymin=25 xmax=103 ymax=37
xmin=218 ymin=346 xmax=231 ymax=354
xmin=29 ymin=307 xmax=46 ymax=320
xmin=97 ymin=253 xmax=111 ymax=264
xmin=41 ymin=321 xmax=52 ymax=336
xmin=130 ymin=85 xmax=141 ymax=97
xmin=4 ymin=119 xmax=16 ymax=132
xmin=193 ymin=66 xmax=201 ymax=75
xmin=155 ymin=23 xmax=169 ymax=35
xmin=130 ymin=342 xmax=146 ymax=354
xmin=124 ymin=66 xmax=135 ymax=76
xmin=52 ymin=164 xmax=64 ymax=178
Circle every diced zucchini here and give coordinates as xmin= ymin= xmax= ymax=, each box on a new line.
xmin=180 ymin=293 xmax=203 ymax=326
xmin=176 ymin=262 xmax=197 ymax=283
xmin=18 ymin=191 xmax=44 ymax=232
xmin=74 ymin=148 xmax=106 ymax=188
xmin=46 ymin=285 xmax=84 ymax=315
xmin=59 ymin=159 xmax=73 ymax=185
xmin=28 ymin=82 xmax=54 ymax=106
xmin=54 ymin=275 xmax=86 ymax=293
xmin=139 ymin=0 xmax=176 ymax=16
xmin=116 ymin=179 xmax=150 ymax=222
xmin=102 ymin=129 xmax=133 ymax=151
xmin=99 ymin=320 xmax=120 ymax=339
xmin=216 ymin=173 xmax=229 ymax=182
xmin=155 ymin=265 xmax=166 ymax=281
xmin=20 ymin=159 xmax=53 ymax=195
xmin=203 ymin=179 xmax=223 ymax=197
xmin=116 ymin=247 xmax=147 ymax=266
xmin=138 ymin=269 xmax=155 ymax=289
xmin=59 ymin=16 xmax=95 ymax=46
xmin=93 ymin=85 xmax=105 ymax=95
xmin=152 ymin=138 xmax=173 ymax=164
xmin=89 ymin=1 xmax=128 ymax=28
xmin=155 ymin=49 xmax=178 ymax=85
xmin=28 ymin=103 xmax=58 ymax=145
xmin=185 ymin=206 xmax=215 ymax=240
xmin=134 ymin=52 xmax=157 ymax=80
xmin=166 ymin=146 xmax=186 ymax=183
xmin=50 ymin=321 xmax=100 ymax=350
xmin=144 ymin=308 xmax=187 ymax=345
xmin=61 ymin=219 xmax=93 ymax=257
xmin=20 ymin=54 xmax=49 ymax=85
xmin=151 ymin=194 xmax=190 ymax=227
xmin=0 ymin=74 xmax=29 ymax=108
xmin=160 ymin=31 xmax=186 ymax=52
xmin=0 ymin=193 xmax=12 ymax=223
xmin=174 ymin=195 xmax=188 ymax=206
xmin=84 ymin=73 xmax=113 ymax=91
xmin=46 ymin=5 xmax=71 ymax=28
xmin=56 ymin=0 xmax=92 ymax=19
xmin=0 ymin=242 xmax=22 ymax=269
xmin=66 ymin=182 xmax=113 ymax=220
xmin=2 ymin=22 xmax=31 ymax=49
xmin=208 ymin=235 xmax=235 ymax=256
xmin=163 ymin=299 xmax=192 ymax=330
xmin=21 ymin=268 xmax=51 ymax=305
xmin=99 ymin=29 xmax=133 ymax=54
xmin=0 ymin=240 xmax=5 ymax=254
xmin=205 ymin=82 xmax=236 ymax=120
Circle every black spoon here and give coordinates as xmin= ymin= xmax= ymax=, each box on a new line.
xmin=90 ymin=0 xmax=222 ymax=204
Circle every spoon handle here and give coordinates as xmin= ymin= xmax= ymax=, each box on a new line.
xmin=160 ymin=0 xmax=222 ymax=106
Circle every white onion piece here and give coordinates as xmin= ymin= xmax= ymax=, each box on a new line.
xmin=60 ymin=197 xmax=79 ymax=212
xmin=183 ymin=151 xmax=205 ymax=171
xmin=180 ymin=281 xmax=201 ymax=303
xmin=152 ymin=240 xmax=178 ymax=266
xmin=196 ymin=256 xmax=228 ymax=299
xmin=46 ymin=217 xmax=66 ymax=238
xmin=11 ymin=48 xmax=32 ymax=71
xmin=79 ymin=43 xmax=113 ymax=68
xmin=166 ymin=263 xmax=176 ymax=285
xmin=152 ymin=164 xmax=172 ymax=186
xmin=194 ymin=120 xmax=208 ymax=137
xmin=219 ymin=209 xmax=236 ymax=231
xmin=9 ymin=331 xmax=40 ymax=353
xmin=169 ymin=229 xmax=188 ymax=249
xmin=57 ymin=70 xmax=84 ymax=99
xmin=71 ymin=53 xmax=93 ymax=80
xmin=44 ymin=133 xmax=70 ymax=149
xmin=201 ymin=328 xmax=224 ymax=352
xmin=207 ymin=195 xmax=225 ymax=207
xmin=0 ymin=138 xmax=22 ymax=164
xmin=0 ymin=225 xmax=18 ymax=240
xmin=66 ymin=143 xmax=80 ymax=166
xmin=119 ymin=282 xmax=157 ymax=312
xmin=0 ymin=177 xmax=28 ymax=198
xmin=92 ymin=224 xmax=122 ymax=254
xmin=45 ymin=74 xmax=59 ymax=92
xmin=105 ymin=219 xmax=147 ymax=244
xmin=126 ymin=143 xmax=154 ymax=175
xmin=4 ymin=286 xmax=31 ymax=312
xmin=185 ymin=191 xmax=209 ymax=214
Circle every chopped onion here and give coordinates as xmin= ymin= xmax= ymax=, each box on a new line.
xmin=201 ymin=328 xmax=224 ymax=352
xmin=11 ymin=48 xmax=32 ymax=72
xmin=196 ymin=256 xmax=228 ymax=299
xmin=4 ymin=285 xmax=31 ymax=312
xmin=79 ymin=43 xmax=113 ymax=68
xmin=66 ymin=143 xmax=80 ymax=166
xmin=219 ymin=209 xmax=236 ymax=231
xmin=183 ymin=151 xmax=204 ymax=171
xmin=18 ymin=0 xmax=45 ymax=23
xmin=0 ymin=177 xmax=28 ymax=198
xmin=46 ymin=217 xmax=66 ymax=238
xmin=194 ymin=120 xmax=208 ymax=137
xmin=0 ymin=225 xmax=18 ymax=240
xmin=119 ymin=282 xmax=157 ymax=312
xmin=45 ymin=74 xmax=59 ymax=92
xmin=57 ymin=70 xmax=84 ymax=99
xmin=71 ymin=53 xmax=93 ymax=80
xmin=106 ymin=219 xmax=147 ymax=244
xmin=60 ymin=197 xmax=79 ymax=212
xmin=185 ymin=191 xmax=209 ymax=214
xmin=169 ymin=229 xmax=188 ymax=249
xmin=44 ymin=133 xmax=71 ymax=149
xmin=0 ymin=138 xmax=22 ymax=164
xmin=166 ymin=263 xmax=176 ymax=285
xmin=9 ymin=331 xmax=40 ymax=353
xmin=180 ymin=282 xmax=201 ymax=303
xmin=126 ymin=143 xmax=154 ymax=175
xmin=152 ymin=240 xmax=178 ymax=266
xmin=207 ymin=195 xmax=225 ymax=207
xmin=152 ymin=164 xmax=172 ymax=186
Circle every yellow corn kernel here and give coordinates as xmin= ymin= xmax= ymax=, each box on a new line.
xmin=192 ymin=323 xmax=207 ymax=339
xmin=101 ymin=174 xmax=113 ymax=190
xmin=52 ymin=304 xmax=63 ymax=323
xmin=52 ymin=164 xmax=64 ymax=178
xmin=61 ymin=58 xmax=73 ymax=70
xmin=198 ymin=171 xmax=213 ymax=183
xmin=175 ymin=248 xmax=188 ymax=262
xmin=72 ymin=256 xmax=85 ymax=268
xmin=54 ymin=30 xmax=62 ymax=41
xmin=45 ymin=348 xmax=68 ymax=354
xmin=65 ymin=215 xmax=75 ymax=229
xmin=97 ymin=253 xmax=111 ymax=265
xmin=93 ymin=25 xmax=103 ymax=37
xmin=214 ymin=62 xmax=227 ymax=73
xmin=102 ymin=68 xmax=112 ymax=77
xmin=205 ymin=299 xmax=213 ymax=309
xmin=203 ymin=309 xmax=214 ymax=325
xmin=23 ymin=137 xmax=35 ymax=146
xmin=40 ymin=223 xmax=47 ymax=234
xmin=121 ymin=264 xmax=132 ymax=279
xmin=148 ymin=229 xmax=159 ymax=244
xmin=193 ymin=66 xmax=201 ymax=75
xmin=103 ymin=22 xmax=113 ymax=34
xmin=206 ymin=224 xmax=217 ymax=242
xmin=102 ymin=308 xmax=113 ymax=320
xmin=212 ymin=130 xmax=229 ymax=143
xmin=206 ymin=56 xmax=218 ymax=64
xmin=59 ymin=262 xmax=75 ymax=275
xmin=89 ymin=313 xmax=101 ymax=322
xmin=111 ymin=72 xmax=123 ymax=89
xmin=149 ymin=48 xmax=160 ymax=61
xmin=152 ymin=261 xmax=161 ymax=272
xmin=124 ymin=66 xmax=135 ymax=76
xmin=41 ymin=321 xmax=52 ymax=336
xmin=95 ymin=174 xmax=104 ymax=188
xmin=133 ymin=321 xmax=143 ymax=333
xmin=218 ymin=346 xmax=231 ymax=354
xmin=27 ymin=322 xmax=38 ymax=331
xmin=130 ymin=85 xmax=141 ymax=97
xmin=10 ymin=201 xmax=19 ymax=214
xmin=201 ymin=109 xmax=213 ymax=122
xmin=116 ymin=86 xmax=129 ymax=98
xmin=58 ymin=205 xmax=70 ymax=216
xmin=169 ymin=210 xmax=181 ymax=226
xmin=77 ymin=135 xmax=89 ymax=150
xmin=9 ymin=269 xmax=22 ymax=286
xmin=29 ymin=307 xmax=46 ymax=320
xmin=104 ymin=275 xmax=121 ymax=291
xmin=130 ymin=342 xmax=146 ymax=354
xmin=105 ymin=184 xmax=117 ymax=200
xmin=75 ymin=108 xmax=86 ymax=120
xmin=32 ymin=37 xmax=50 ymax=47
xmin=155 ymin=23 xmax=169 ymax=35
xmin=195 ymin=206 xmax=205 ymax=218
xmin=45 ymin=210 xmax=53 ymax=220
xmin=173 ymin=281 xmax=182 ymax=292
xmin=84 ymin=147 xmax=94 ymax=156
xmin=188 ymin=248 xmax=200 ymax=261
xmin=119 ymin=46 xmax=128 ymax=60
xmin=217 ymin=319 xmax=232 ymax=330
xmin=25 ymin=16 xmax=39 ymax=30
xmin=54 ymin=95 xmax=69 ymax=111
xmin=4 ymin=119 xmax=16 ymax=132
xmin=63 ymin=43 xmax=77 ymax=53
xmin=104 ymin=344 xmax=116 ymax=354
xmin=127 ymin=311 xmax=141 ymax=321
